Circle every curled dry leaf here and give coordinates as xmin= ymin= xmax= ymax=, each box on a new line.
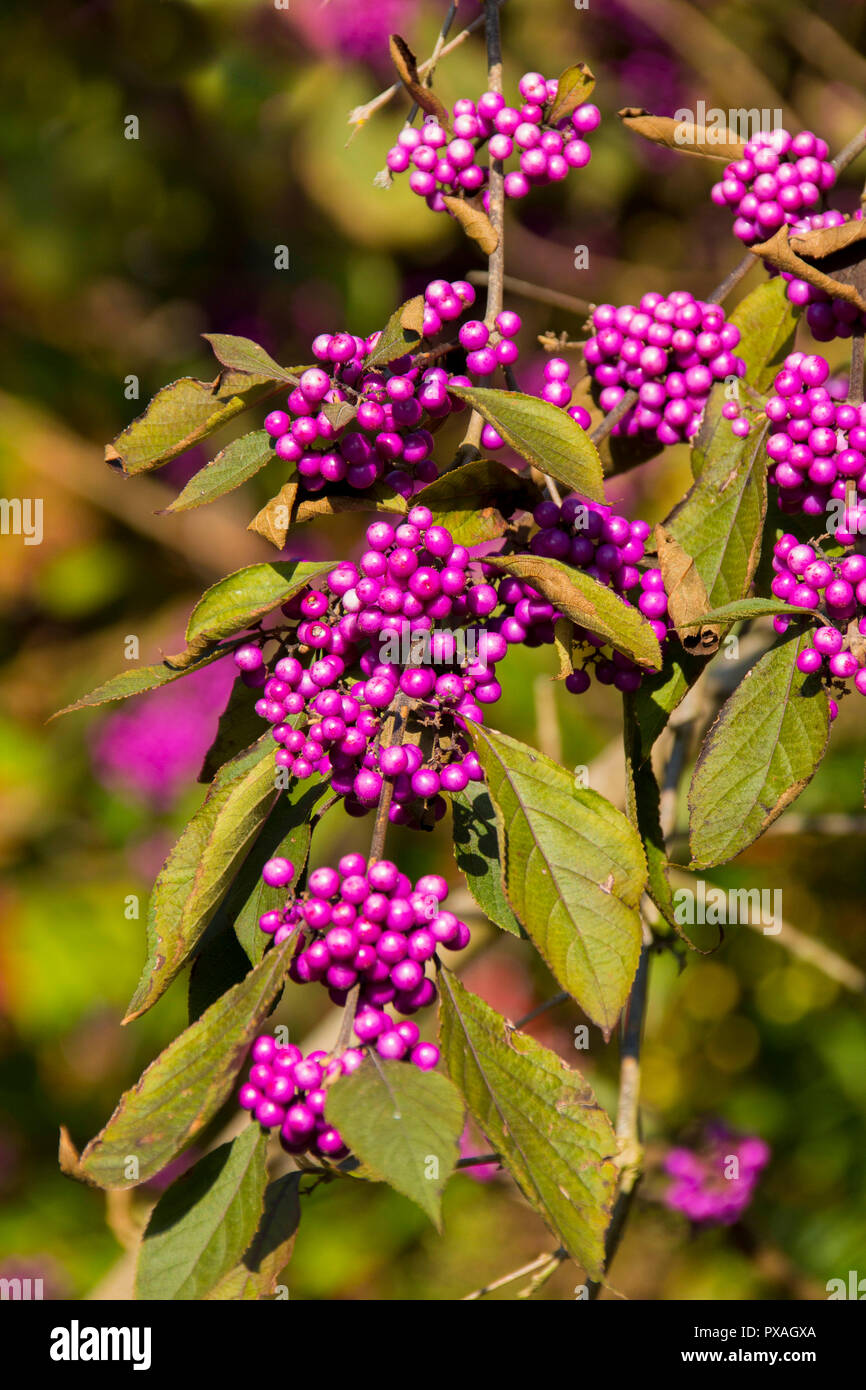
xmin=654 ymin=526 xmax=721 ymax=655
xmin=442 ymin=195 xmax=499 ymax=256
xmin=618 ymin=108 xmax=744 ymax=162
xmin=546 ymin=62 xmax=595 ymax=127
xmin=247 ymin=479 xmax=300 ymax=550
xmin=751 ymin=226 xmax=866 ymax=313
xmin=552 ymin=617 xmax=575 ymax=681
xmin=388 ymin=34 xmax=451 ymax=132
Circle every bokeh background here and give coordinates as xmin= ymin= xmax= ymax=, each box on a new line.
xmin=1 ymin=0 xmax=865 ymax=1300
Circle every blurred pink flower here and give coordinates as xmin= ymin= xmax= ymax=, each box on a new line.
xmin=664 ymin=1123 xmax=770 ymax=1225
xmin=286 ymin=0 xmax=426 ymax=63
xmin=90 ymin=656 xmax=235 ymax=809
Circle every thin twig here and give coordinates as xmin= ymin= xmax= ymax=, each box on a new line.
xmin=463 ymin=1248 xmax=564 ymax=1300
xmin=468 ymin=270 xmax=592 ymax=318
xmin=347 ymin=3 xmax=505 ymax=134
xmin=850 ymin=328 xmax=864 ymax=406
xmin=513 ymin=992 xmax=569 ymax=1030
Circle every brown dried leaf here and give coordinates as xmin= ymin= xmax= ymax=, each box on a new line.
xmin=618 ymin=108 xmax=744 ymax=162
xmin=751 ymin=226 xmax=866 ymax=313
xmin=248 ymin=479 xmax=300 ymax=550
xmin=552 ymin=618 xmax=575 ymax=681
xmin=654 ymin=526 xmax=721 ymax=655
xmin=320 ymin=399 xmax=358 ymax=431
xmin=58 ymin=1126 xmax=99 ymax=1187
xmin=546 ymin=63 xmax=595 ymax=128
xmin=442 ymin=195 xmax=499 ymax=256
xmin=389 ymin=34 xmax=451 ymax=131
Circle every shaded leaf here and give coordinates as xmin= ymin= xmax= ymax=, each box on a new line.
xmin=439 ymin=972 xmax=617 ymax=1278
xmin=136 ymin=1127 xmax=268 ymax=1300
xmin=205 ymin=1172 xmax=302 ymax=1300
xmin=164 ymin=430 xmax=275 ymax=513
xmin=452 ymin=782 xmax=524 ymax=938
xmin=488 ymin=554 xmax=662 ymax=669
xmin=125 ymin=736 xmax=279 ymax=1021
xmin=198 ymin=676 xmax=265 ymax=784
xmin=693 ymin=598 xmax=817 ymax=625
xmin=467 ymin=722 xmax=646 ymax=1036
xmin=413 ymin=459 xmax=542 ymax=545
xmin=325 ymin=1058 xmax=464 ymax=1226
xmin=75 ymin=941 xmax=292 ymax=1188
xmin=628 ymin=647 xmax=707 ymax=762
xmin=188 ymin=926 xmax=253 ymax=1024
xmin=688 ymin=632 xmax=830 ymax=867
xmin=447 ymin=385 xmax=605 ymax=501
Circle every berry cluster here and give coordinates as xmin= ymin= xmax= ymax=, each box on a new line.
xmin=710 ymin=128 xmax=835 ymax=244
xmin=584 ymin=292 xmax=746 ymax=445
xmin=239 ymin=1034 xmax=360 ymax=1159
xmin=235 ymin=508 xmax=501 ymax=825
xmin=664 ymin=1125 xmax=770 ymax=1225
xmin=775 ymin=210 xmax=866 ymax=342
xmin=771 ymin=534 xmax=866 ymax=716
xmin=271 ymin=855 xmax=468 ymax=1016
xmin=764 ymin=352 xmax=866 ymax=517
xmin=239 ymin=854 xmax=458 ymax=1157
xmin=385 ymin=73 xmax=599 ymax=212
xmin=498 ymin=499 xmax=666 ymax=693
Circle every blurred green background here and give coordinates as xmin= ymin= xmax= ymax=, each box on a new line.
xmin=1 ymin=0 xmax=865 ymax=1300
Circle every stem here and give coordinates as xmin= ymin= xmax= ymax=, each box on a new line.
xmin=468 ymin=270 xmax=591 ymax=318
xmin=334 ymin=699 xmax=409 ymax=1054
xmin=850 ymin=328 xmax=864 ymax=406
xmin=832 ymin=125 xmax=866 ymax=175
xmin=458 ymin=0 xmax=505 ymax=459
xmin=463 ymin=1248 xmax=564 ymax=1301
xmin=512 ymin=992 xmax=568 ymax=1029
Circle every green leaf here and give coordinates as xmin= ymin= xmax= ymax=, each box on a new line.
xmin=223 ymin=783 xmax=328 ymax=965
xmin=688 ymin=632 xmax=830 ymax=867
xmin=692 ymin=278 xmax=797 ymax=478
xmin=106 ymin=375 xmax=282 ymax=477
xmin=125 ymin=736 xmax=279 ymax=1021
xmin=202 ymin=334 xmax=300 ymax=382
xmin=447 ymin=386 xmax=606 ymax=503
xmin=198 ymin=677 xmax=266 ymax=784
xmin=136 ymin=1127 xmax=268 ymax=1300
xmin=452 ymin=782 xmax=524 ymax=938
xmin=164 ymin=430 xmax=275 ymax=513
xmin=488 ymin=555 xmax=662 ymax=670
xmin=185 ymin=560 xmax=335 ymax=652
xmin=623 ymin=695 xmax=676 ymax=931
xmin=364 ymin=296 xmax=425 ymax=368
xmin=205 ymin=1172 xmax=302 ymax=1300
xmin=667 ymin=421 xmax=770 ymax=608
xmin=52 ymin=649 xmax=228 ymax=719
xmin=438 ymin=972 xmax=617 ymax=1278
xmin=188 ymin=926 xmax=253 ymax=1024
xmin=692 ymin=598 xmax=816 ymax=625
xmin=412 ymin=460 xmax=542 ymax=546
xmin=546 ymin=61 xmax=595 ymax=126
xmin=325 ymin=1058 xmax=464 ymax=1227
xmin=628 ymin=647 xmax=707 ymax=762
xmin=467 ymin=723 xmax=646 ymax=1036
xmin=76 ymin=940 xmax=292 ymax=1188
